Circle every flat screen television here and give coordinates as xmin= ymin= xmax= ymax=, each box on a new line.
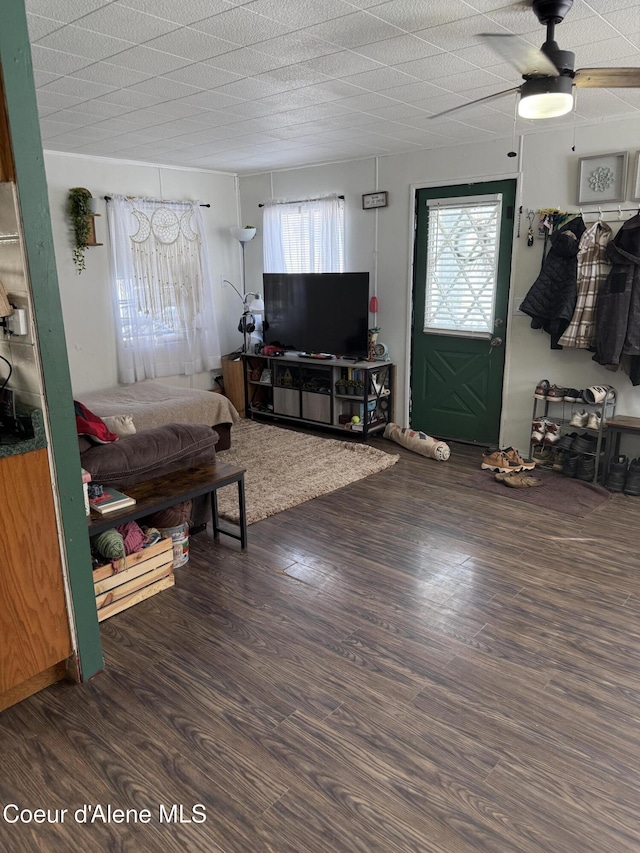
xmin=263 ymin=272 xmax=369 ymax=359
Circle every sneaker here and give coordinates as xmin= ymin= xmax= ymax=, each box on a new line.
xmin=569 ymin=409 xmax=589 ymax=427
xmin=481 ymin=449 xmax=525 ymax=474
xmin=564 ymin=388 xmax=581 ymax=403
xmin=531 ymin=417 xmax=547 ymax=445
xmin=502 ymin=472 xmax=544 ymax=488
xmin=503 ymin=446 xmax=536 ymax=471
xmin=623 ymin=459 xmax=640 ymax=496
xmin=546 ymin=385 xmax=569 ymax=403
xmin=606 ymin=455 xmax=629 ymax=492
xmin=561 ymin=452 xmax=580 ymax=477
xmin=583 ymin=385 xmax=615 ymax=405
xmin=576 ymin=454 xmax=596 ymax=482
xmin=585 ymin=410 xmax=602 ymax=431
xmin=532 ymin=446 xmax=553 ymax=466
xmin=534 ymin=379 xmax=551 ymax=400
xmin=543 ymin=422 xmax=561 ymax=446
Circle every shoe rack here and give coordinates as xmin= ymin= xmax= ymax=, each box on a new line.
xmin=530 ymin=389 xmax=616 ymax=484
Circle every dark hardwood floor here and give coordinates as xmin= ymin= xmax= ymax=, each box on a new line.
xmin=2 ymin=437 xmax=640 ymax=852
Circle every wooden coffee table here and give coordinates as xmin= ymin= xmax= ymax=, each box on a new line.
xmin=87 ymin=460 xmax=247 ymax=549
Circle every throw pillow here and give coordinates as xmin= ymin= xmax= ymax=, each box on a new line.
xmin=102 ymin=414 xmax=137 ymax=437
xmin=74 ymin=400 xmax=119 ymax=444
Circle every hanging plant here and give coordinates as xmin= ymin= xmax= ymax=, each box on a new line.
xmin=67 ymin=187 xmax=92 ymax=274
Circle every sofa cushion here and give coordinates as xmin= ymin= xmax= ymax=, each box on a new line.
xmin=81 ymin=422 xmax=219 ymax=488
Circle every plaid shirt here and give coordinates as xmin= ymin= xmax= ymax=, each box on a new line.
xmin=558 ymin=220 xmax=612 ymax=349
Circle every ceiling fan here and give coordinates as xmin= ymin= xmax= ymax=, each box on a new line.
xmin=431 ymin=0 xmax=640 ymax=121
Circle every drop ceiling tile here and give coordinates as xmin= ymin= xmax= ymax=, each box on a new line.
xmin=526 ymin=16 xmax=620 ymax=49
xmin=382 ymin=80 xmax=450 ymax=102
xmin=296 ymin=80 xmax=369 ymax=101
xmin=96 ymin=89 xmax=166 ymax=108
xmin=175 ymin=91 xmax=248 ymax=111
xmin=205 ymin=48 xmax=291 ymax=75
xmin=67 ymin=139 xmax=129 ymax=155
xmin=86 ymin=116 xmax=142 ymax=133
xmin=137 ymin=118 xmax=212 ymax=138
xmin=299 ymin=51 xmax=383 ymax=77
xmin=342 ymin=66 xmax=420 ymax=91
xmin=70 ymin=61 xmax=153 ymax=87
xmin=333 ymin=91 xmax=400 ymax=111
xmin=192 ymin=8 xmax=295 ymax=44
xmin=67 ymin=99 xmax=134 ymax=118
xmin=586 ymin=0 xmax=640 ymax=12
xmin=574 ymin=88 xmax=640 ymax=118
xmin=366 ymin=0 xmax=474 ymax=30
xmin=104 ymin=46 xmax=191 ymax=75
xmin=255 ymin=64 xmax=329 ymax=90
xmin=410 ymin=92 xmax=469 ymax=114
xmin=36 ymin=90 xmax=88 ymax=110
xmin=209 ymin=78 xmax=287 ymax=99
xmin=38 ymin=118 xmax=82 ymax=138
xmin=163 ymin=64 xmax=242 ymax=89
xmin=26 ymin=0 xmax=110 ymax=24
xmin=26 ymin=13 xmax=65 ymax=41
xmin=75 ymin=5 xmax=178 ymax=42
xmin=127 ymin=77 xmax=204 ymax=99
xmin=414 ymin=15 xmax=488 ymax=51
xmin=362 ymin=101 xmax=428 ymax=119
xmin=40 ymin=77 xmax=117 ymax=99
xmin=248 ymin=0 xmax=359 ymax=27
xmin=573 ymin=37 xmax=640 ymax=66
xmin=46 ymin=125 xmax=120 ymax=144
xmin=143 ymin=102 xmax=216 ymax=120
xmin=250 ymin=32 xmax=338 ymax=62
xmin=436 ymin=69 xmax=507 ymax=94
xmin=451 ymin=41 xmax=509 ymax=68
xmin=36 ymin=26 xmax=135 ymax=61
xmin=354 ymin=34 xmax=441 ymax=64
xmin=119 ymin=0 xmax=230 ymax=25
xmin=608 ymin=88 xmax=640 ymax=108
xmin=483 ymin=3 xmax=590 ymax=36
xmin=30 ymin=44 xmax=92 ymax=75
xmin=45 ymin=111 xmax=102 ymax=129
xmin=394 ymin=52 xmax=476 ymax=80
xmin=37 ymin=104 xmax=58 ymax=117
xmin=142 ymin=28 xmax=240 ymax=60
xmin=304 ymin=12 xmax=404 ymax=49
xmin=32 ymin=69 xmax=61 ymax=87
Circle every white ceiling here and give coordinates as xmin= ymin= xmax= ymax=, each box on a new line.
xmin=27 ymin=0 xmax=640 ymax=175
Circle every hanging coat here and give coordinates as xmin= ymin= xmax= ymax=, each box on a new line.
xmin=557 ymin=220 xmax=612 ymax=349
xmin=519 ymin=215 xmax=586 ymax=349
xmin=592 ymin=213 xmax=640 ymax=380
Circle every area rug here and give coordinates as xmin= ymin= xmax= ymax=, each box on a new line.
xmin=216 ymin=420 xmax=399 ymax=524
xmin=461 ymin=467 xmax=612 ymax=517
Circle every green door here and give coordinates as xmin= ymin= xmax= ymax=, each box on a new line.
xmin=411 ymin=180 xmax=516 ymax=445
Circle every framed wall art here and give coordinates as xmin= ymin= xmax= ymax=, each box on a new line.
xmin=631 ymin=151 xmax=640 ymax=202
xmin=577 ymin=152 xmax=628 ymax=205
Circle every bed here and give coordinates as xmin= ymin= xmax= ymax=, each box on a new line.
xmin=77 ymin=381 xmax=240 ymax=450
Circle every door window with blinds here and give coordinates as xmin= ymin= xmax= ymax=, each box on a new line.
xmin=423 ymin=194 xmax=502 ymax=336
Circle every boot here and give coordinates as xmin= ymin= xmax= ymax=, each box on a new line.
xmin=561 ymin=452 xmax=579 ymax=478
xmin=606 ymin=455 xmax=628 ymax=492
xmin=623 ymin=459 xmax=640 ymax=496
xmin=576 ymin=454 xmax=596 ymax=482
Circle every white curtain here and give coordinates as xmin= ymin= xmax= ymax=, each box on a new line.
xmin=106 ymin=195 xmax=221 ymax=384
xmin=263 ymin=194 xmax=344 ymax=273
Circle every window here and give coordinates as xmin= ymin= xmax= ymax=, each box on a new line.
xmin=106 ymin=196 xmax=220 ymax=384
xmin=424 ymin=195 xmax=502 ymax=335
xmin=263 ymin=194 xmax=345 ymax=273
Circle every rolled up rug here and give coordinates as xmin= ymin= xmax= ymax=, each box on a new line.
xmin=383 ymin=422 xmax=450 ymax=461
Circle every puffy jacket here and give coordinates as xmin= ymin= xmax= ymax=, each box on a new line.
xmin=519 ymin=215 xmax=586 ymax=349
xmin=592 ymin=213 xmax=640 ymax=381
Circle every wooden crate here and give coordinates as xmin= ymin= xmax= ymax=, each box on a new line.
xmin=93 ymin=537 xmax=174 ymax=622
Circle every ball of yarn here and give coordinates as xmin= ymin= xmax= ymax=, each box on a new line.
xmin=146 ymin=500 xmax=192 ymax=529
xmin=91 ymin=528 xmax=126 ymax=569
xmin=116 ymin=520 xmax=148 ymax=555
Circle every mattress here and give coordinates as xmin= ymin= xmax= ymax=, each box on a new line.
xmin=78 ymin=381 xmax=240 ymax=433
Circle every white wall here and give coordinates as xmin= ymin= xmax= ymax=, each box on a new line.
xmin=240 ymin=117 xmax=640 ymax=455
xmin=43 ymin=152 xmax=244 ymax=396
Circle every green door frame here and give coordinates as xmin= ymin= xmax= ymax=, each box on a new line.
xmin=1 ymin=1 xmax=103 ymax=679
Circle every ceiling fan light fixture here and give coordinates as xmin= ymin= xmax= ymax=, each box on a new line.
xmin=518 ymin=75 xmax=574 ymax=119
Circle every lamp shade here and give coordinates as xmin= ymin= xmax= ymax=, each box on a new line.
xmin=230 ymin=226 xmax=256 ymax=243
xmin=518 ymin=76 xmax=574 ymax=119
xmin=247 ymin=294 xmax=264 ymax=312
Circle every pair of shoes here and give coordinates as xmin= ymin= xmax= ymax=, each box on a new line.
xmin=571 ymin=433 xmax=599 ymax=454
xmin=481 ymin=447 xmax=535 ymax=473
xmin=583 ymin=385 xmax=616 ymax=404
xmin=555 ymin=431 xmax=579 ymax=451
xmin=546 ymin=384 xmax=569 ymax=403
xmin=495 ymin=471 xmax=544 ymax=488
xmin=564 ymin=388 xmax=583 ymax=403
xmin=607 ymin=456 xmax=640 ymax=495
xmin=569 ymin=410 xmax=603 ymax=430
xmin=531 ymin=418 xmax=560 ymax=445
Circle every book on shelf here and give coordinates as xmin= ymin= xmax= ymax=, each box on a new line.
xmin=89 ymin=486 xmax=136 ymax=515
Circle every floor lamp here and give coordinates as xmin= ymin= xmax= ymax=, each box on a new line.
xmin=229 ymin=226 xmax=258 ymax=352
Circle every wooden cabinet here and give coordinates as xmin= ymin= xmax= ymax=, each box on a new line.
xmin=0 ymin=449 xmax=72 ymax=710
xmin=221 ymin=354 xmax=245 ymax=418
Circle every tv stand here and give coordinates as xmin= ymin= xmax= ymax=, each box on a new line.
xmin=242 ymin=353 xmax=394 ymax=440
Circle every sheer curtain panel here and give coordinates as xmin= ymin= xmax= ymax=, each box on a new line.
xmin=263 ymin=194 xmax=344 ymax=273
xmin=106 ymin=196 xmax=220 ymax=384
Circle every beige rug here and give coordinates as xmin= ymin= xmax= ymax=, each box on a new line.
xmin=216 ymin=420 xmax=399 ymax=524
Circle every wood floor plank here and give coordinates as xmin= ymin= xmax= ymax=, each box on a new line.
xmin=3 ymin=433 xmax=640 ymax=852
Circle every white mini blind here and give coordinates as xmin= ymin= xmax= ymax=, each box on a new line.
xmin=424 ymin=195 xmax=502 ymax=335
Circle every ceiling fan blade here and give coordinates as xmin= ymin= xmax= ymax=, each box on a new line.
xmin=428 ymin=87 xmax=520 ymax=120
xmin=480 ymin=33 xmax=559 ymax=77
xmin=574 ymin=67 xmax=640 ymax=88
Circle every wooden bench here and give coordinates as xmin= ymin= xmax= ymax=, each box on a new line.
xmin=87 ymin=460 xmax=247 ymax=549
